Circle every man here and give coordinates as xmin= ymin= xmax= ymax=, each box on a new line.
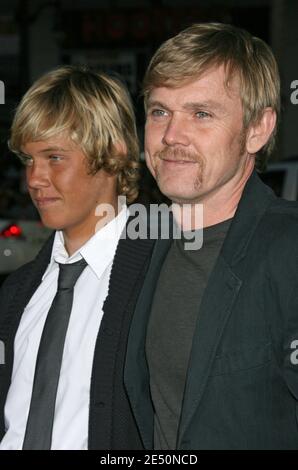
xmin=0 ymin=66 xmax=155 ymax=449
xmin=124 ymin=23 xmax=298 ymax=449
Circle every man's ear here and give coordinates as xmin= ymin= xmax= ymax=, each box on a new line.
xmin=246 ymin=108 xmax=276 ymax=154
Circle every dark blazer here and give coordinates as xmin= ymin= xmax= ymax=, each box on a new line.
xmin=0 ymin=221 xmax=155 ymax=450
xmin=124 ymin=171 xmax=298 ymax=450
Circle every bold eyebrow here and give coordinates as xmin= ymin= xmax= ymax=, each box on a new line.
xmin=146 ymin=100 xmax=171 ymax=112
xmin=147 ymin=99 xmax=225 ymax=113
xmin=182 ymin=101 xmax=226 ymax=113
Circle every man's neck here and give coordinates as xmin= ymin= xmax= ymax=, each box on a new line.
xmin=172 ymin=164 xmax=254 ymax=231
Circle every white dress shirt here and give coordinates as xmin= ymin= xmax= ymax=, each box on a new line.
xmin=0 ymin=207 xmax=128 ymax=450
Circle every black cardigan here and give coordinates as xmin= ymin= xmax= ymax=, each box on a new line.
xmin=0 ymin=225 xmax=155 ymax=450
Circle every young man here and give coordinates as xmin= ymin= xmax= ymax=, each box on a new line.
xmin=124 ymin=23 xmax=298 ymax=449
xmin=0 ymin=66 xmax=155 ymax=450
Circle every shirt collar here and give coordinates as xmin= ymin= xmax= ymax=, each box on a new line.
xmin=43 ymin=206 xmax=129 ymax=280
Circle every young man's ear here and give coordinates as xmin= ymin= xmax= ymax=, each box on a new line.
xmin=114 ymin=140 xmax=127 ymax=156
xmin=246 ymin=108 xmax=277 ymax=154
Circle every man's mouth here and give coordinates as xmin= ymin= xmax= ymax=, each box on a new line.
xmin=160 ymin=158 xmax=198 ymax=166
xmin=155 ymin=148 xmax=199 ymax=165
xmin=162 ymin=158 xmax=197 ymax=163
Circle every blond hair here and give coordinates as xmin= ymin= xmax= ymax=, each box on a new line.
xmin=10 ymin=66 xmax=140 ymax=202
xmin=143 ymin=23 xmax=280 ymax=163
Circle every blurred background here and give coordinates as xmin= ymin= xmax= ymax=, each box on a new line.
xmin=0 ymin=0 xmax=298 ymax=280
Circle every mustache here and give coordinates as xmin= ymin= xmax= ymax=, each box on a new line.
xmin=154 ymin=147 xmax=200 ymax=162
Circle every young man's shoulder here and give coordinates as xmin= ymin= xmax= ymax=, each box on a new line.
xmin=0 ymin=233 xmax=54 ymax=303
xmin=1 ymin=260 xmax=35 ymax=291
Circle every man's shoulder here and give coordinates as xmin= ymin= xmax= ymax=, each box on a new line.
xmin=262 ymin=197 xmax=298 ymax=236
xmin=267 ymin=196 xmax=298 ymax=215
xmin=253 ymin=198 xmax=298 ymax=264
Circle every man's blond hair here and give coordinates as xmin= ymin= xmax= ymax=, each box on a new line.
xmin=10 ymin=66 xmax=140 ymax=202
xmin=143 ymin=23 xmax=280 ymax=164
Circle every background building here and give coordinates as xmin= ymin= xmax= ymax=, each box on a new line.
xmin=0 ymin=0 xmax=297 ymax=277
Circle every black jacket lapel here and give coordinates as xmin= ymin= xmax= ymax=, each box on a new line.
xmin=177 ymin=255 xmax=242 ymax=445
xmin=124 ymin=237 xmax=172 ymax=448
xmin=88 ymin=231 xmax=156 ymax=449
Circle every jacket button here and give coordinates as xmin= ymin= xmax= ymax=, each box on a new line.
xmin=95 ymin=401 xmax=105 ymax=408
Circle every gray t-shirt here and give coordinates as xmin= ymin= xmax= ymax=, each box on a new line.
xmin=146 ymin=218 xmax=232 ymax=450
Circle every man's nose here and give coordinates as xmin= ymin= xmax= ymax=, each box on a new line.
xmin=162 ymin=114 xmax=190 ymax=147
xmin=26 ymin=161 xmax=50 ymax=189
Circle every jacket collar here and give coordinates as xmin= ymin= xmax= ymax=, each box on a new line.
xmin=221 ymin=170 xmax=275 ymax=266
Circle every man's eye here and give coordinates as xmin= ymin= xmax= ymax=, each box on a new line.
xmin=151 ymin=109 xmax=167 ymax=117
xmin=196 ymin=111 xmax=211 ymax=119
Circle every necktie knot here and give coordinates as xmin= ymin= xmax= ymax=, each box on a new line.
xmin=57 ymin=259 xmax=88 ymax=290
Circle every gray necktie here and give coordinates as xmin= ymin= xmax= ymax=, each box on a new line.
xmin=22 ymin=258 xmax=88 ymax=450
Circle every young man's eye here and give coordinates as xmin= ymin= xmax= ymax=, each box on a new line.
xmin=49 ymin=155 xmax=62 ymax=162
